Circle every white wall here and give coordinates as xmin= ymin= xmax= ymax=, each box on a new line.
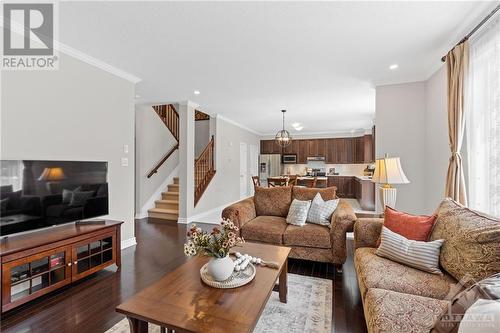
xmin=424 ymin=66 xmax=449 ymax=212
xmin=376 ymin=65 xmax=456 ymax=215
xmin=1 ymin=53 xmax=136 ymax=243
xmin=375 ymin=82 xmax=427 ymax=214
xmin=135 ymin=104 xmax=178 ymax=215
xmin=192 ymin=116 xmax=260 ymax=215
xmin=195 ymin=120 xmax=210 ymax=158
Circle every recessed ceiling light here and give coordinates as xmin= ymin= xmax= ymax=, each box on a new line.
xmin=194 ymin=90 xmax=200 ymax=95
xmin=291 ymin=122 xmax=303 ymax=131
xmin=389 ymin=64 xmax=399 ymax=70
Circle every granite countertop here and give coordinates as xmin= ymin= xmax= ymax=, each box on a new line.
xmin=326 ymin=175 xmax=373 ymax=181
xmin=282 ymin=175 xmax=373 ymax=181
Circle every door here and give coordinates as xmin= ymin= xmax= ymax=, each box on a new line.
xmin=249 ymin=144 xmax=259 ymax=195
xmin=240 ymin=142 xmax=248 ymax=198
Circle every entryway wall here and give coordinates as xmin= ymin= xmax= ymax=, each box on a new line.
xmin=192 ymin=115 xmax=260 ymax=217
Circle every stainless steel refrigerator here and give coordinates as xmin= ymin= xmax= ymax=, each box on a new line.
xmin=259 ymin=154 xmax=282 ymax=186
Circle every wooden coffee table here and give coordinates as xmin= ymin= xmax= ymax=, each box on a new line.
xmin=116 ymin=242 xmax=291 ymax=333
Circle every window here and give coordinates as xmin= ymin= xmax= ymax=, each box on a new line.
xmin=466 ymin=14 xmax=500 ymax=217
xmin=0 ymin=160 xmax=23 ymax=191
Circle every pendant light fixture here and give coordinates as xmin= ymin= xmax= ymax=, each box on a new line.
xmin=275 ymin=110 xmax=292 ymax=147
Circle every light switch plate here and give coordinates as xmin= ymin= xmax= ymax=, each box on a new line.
xmin=121 ymin=157 xmax=129 ymax=166
xmin=123 ymin=144 xmax=129 ymax=154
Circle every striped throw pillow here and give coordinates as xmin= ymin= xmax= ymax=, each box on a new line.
xmin=376 ymin=226 xmax=444 ymax=275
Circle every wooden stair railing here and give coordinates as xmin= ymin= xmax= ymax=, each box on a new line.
xmin=194 ymin=135 xmax=216 ymax=205
xmin=147 ymin=143 xmax=179 ymax=178
xmin=148 ymin=104 xmax=180 ymax=178
xmin=153 ymin=104 xmax=179 ymax=141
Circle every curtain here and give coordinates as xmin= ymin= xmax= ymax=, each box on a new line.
xmin=445 ymin=42 xmax=469 ymax=205
xmin=466 ymin=14 xmax=500 ymax=217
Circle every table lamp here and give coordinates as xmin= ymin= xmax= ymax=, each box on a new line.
xmin=371 ymin=154 xmax=410 ymax=210
xmin=38 ymin=167 xmax=66 ymax=194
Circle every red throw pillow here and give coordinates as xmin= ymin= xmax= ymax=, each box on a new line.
xmin=377 ymin=207 xmax=437 ymax=246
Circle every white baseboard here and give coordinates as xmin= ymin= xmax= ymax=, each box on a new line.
xmin=135 ymin=212 xmax=148 ymax=219
xmin=177 ymin=196 xmax=252 ymax=225
xmin=139 ymin=165 xmax=179 ymax=217
xmin=121 ymin=237 xmax=137 ymax=249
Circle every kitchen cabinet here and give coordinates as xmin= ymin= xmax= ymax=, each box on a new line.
xmin=297 ymin=140 xmax=309 ymax=164
xmin=363 ymin=134 xmax=374 ymax=162
xmin=260 ymin=134 xmax=373 ymax=164
xmin=260 ymin=140 xmax=281 ymax=154
xmin=335 ymin=138 xmax=354 ymax=164
xmin=327 ymin=176 xmax=355 ymax=198
xmin=354 ymin=137 xmax=364 ymax=163
xmin=355 ymin=177 xmax=362 ymax=200
xmin=282 ymin=140 xmax=298 ymax=155
xmin=353 ymin=135 xmax=374 ymax=163
xmin=325 ymin=139 xmax=335 ymax=163
xmin=308 ymin=139 xmax=325 ymax=157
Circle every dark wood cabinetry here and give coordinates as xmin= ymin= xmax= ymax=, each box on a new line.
xmin=328 ymin=176 xmax=355 ymax=198
xmin=307 ymin=139 xmax=326 ymax=157
xmin=297 ymin=140 xmax=309 ymax=164
xmin=260 ymin=134 xmax=374 ymax=164
xmin=1 ymin=220 xmax=122 ymax=313
xmin=260 ymin=140 xmax=282 ymax=154
xmin=282 ymin=140 xmax=298 ymax=155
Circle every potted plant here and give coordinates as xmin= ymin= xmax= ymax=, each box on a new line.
xmin=184 ymin=219 xmax=244 ymax=281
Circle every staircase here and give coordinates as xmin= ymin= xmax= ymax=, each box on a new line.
xmin=148 ymin=177 xmax=179 ymax=220
xmin=194 ymin=135 xmax=216 ymax=205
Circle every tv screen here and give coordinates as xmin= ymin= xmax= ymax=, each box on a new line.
xmin=0 ymin=160 xmax=108 ymax=236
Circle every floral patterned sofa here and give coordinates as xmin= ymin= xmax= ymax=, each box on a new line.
xmin=222 ymin=185 xmax=357 ymax=270
xmin=353 ymin=198 xmax=500 ymax=333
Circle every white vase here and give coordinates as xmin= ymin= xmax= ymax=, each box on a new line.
xmin=207 ymin=255 xmax=234 ymax=281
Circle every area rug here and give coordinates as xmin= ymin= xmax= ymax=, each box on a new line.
xmin=106 ymin=274 xmax=332 ymax=333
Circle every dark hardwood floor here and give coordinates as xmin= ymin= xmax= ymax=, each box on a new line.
xmin=1 ymin=218 xmax=367 ymax=333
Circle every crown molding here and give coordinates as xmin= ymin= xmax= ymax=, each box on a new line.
xmin=216 ymin=114 xmax=263 ymax=136
xmin=2 ymin=17 xmax=141 ymax=84
xmin=260 ymin=128 xmax=373 ymax=139
xmin=55 ymin=41 xmax=142 ymax=84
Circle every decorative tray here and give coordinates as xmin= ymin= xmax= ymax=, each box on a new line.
xmin=200 ymin=262 xmax=256 ymax=289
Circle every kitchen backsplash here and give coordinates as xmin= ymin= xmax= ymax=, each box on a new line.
xmin=282 ymin=163 xmax=367 ymax=176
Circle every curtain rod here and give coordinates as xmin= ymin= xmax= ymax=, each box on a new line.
xmin=441 ymin=4 xmax=500 ymax=62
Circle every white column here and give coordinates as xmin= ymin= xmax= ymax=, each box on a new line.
xmin=178 ymin=100 xmax=197 ymax=222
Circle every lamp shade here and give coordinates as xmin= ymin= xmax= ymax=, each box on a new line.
xmin=38 ymin=167 xmax=66 ymax=181
xmin=371 ymin=157 xmax=410 ymax=185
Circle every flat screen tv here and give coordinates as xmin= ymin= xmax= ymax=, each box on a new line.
xmin=0 ymin=160 xmax=109 ymax=236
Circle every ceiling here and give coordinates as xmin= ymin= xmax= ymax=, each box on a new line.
xmin=58 ymin=1 xmax=496 ymax=135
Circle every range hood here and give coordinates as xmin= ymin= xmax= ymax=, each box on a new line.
xmin=307 ymin=156 xmax=325 ymax=161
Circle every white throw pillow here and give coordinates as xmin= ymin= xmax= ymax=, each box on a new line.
xmin=286 ymin=199 xmax=311 ymax=226
xmin=376 ymin=227 xmax=444 ymax=275
xmin=306 ymin=193 xmax=339 ymax=226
